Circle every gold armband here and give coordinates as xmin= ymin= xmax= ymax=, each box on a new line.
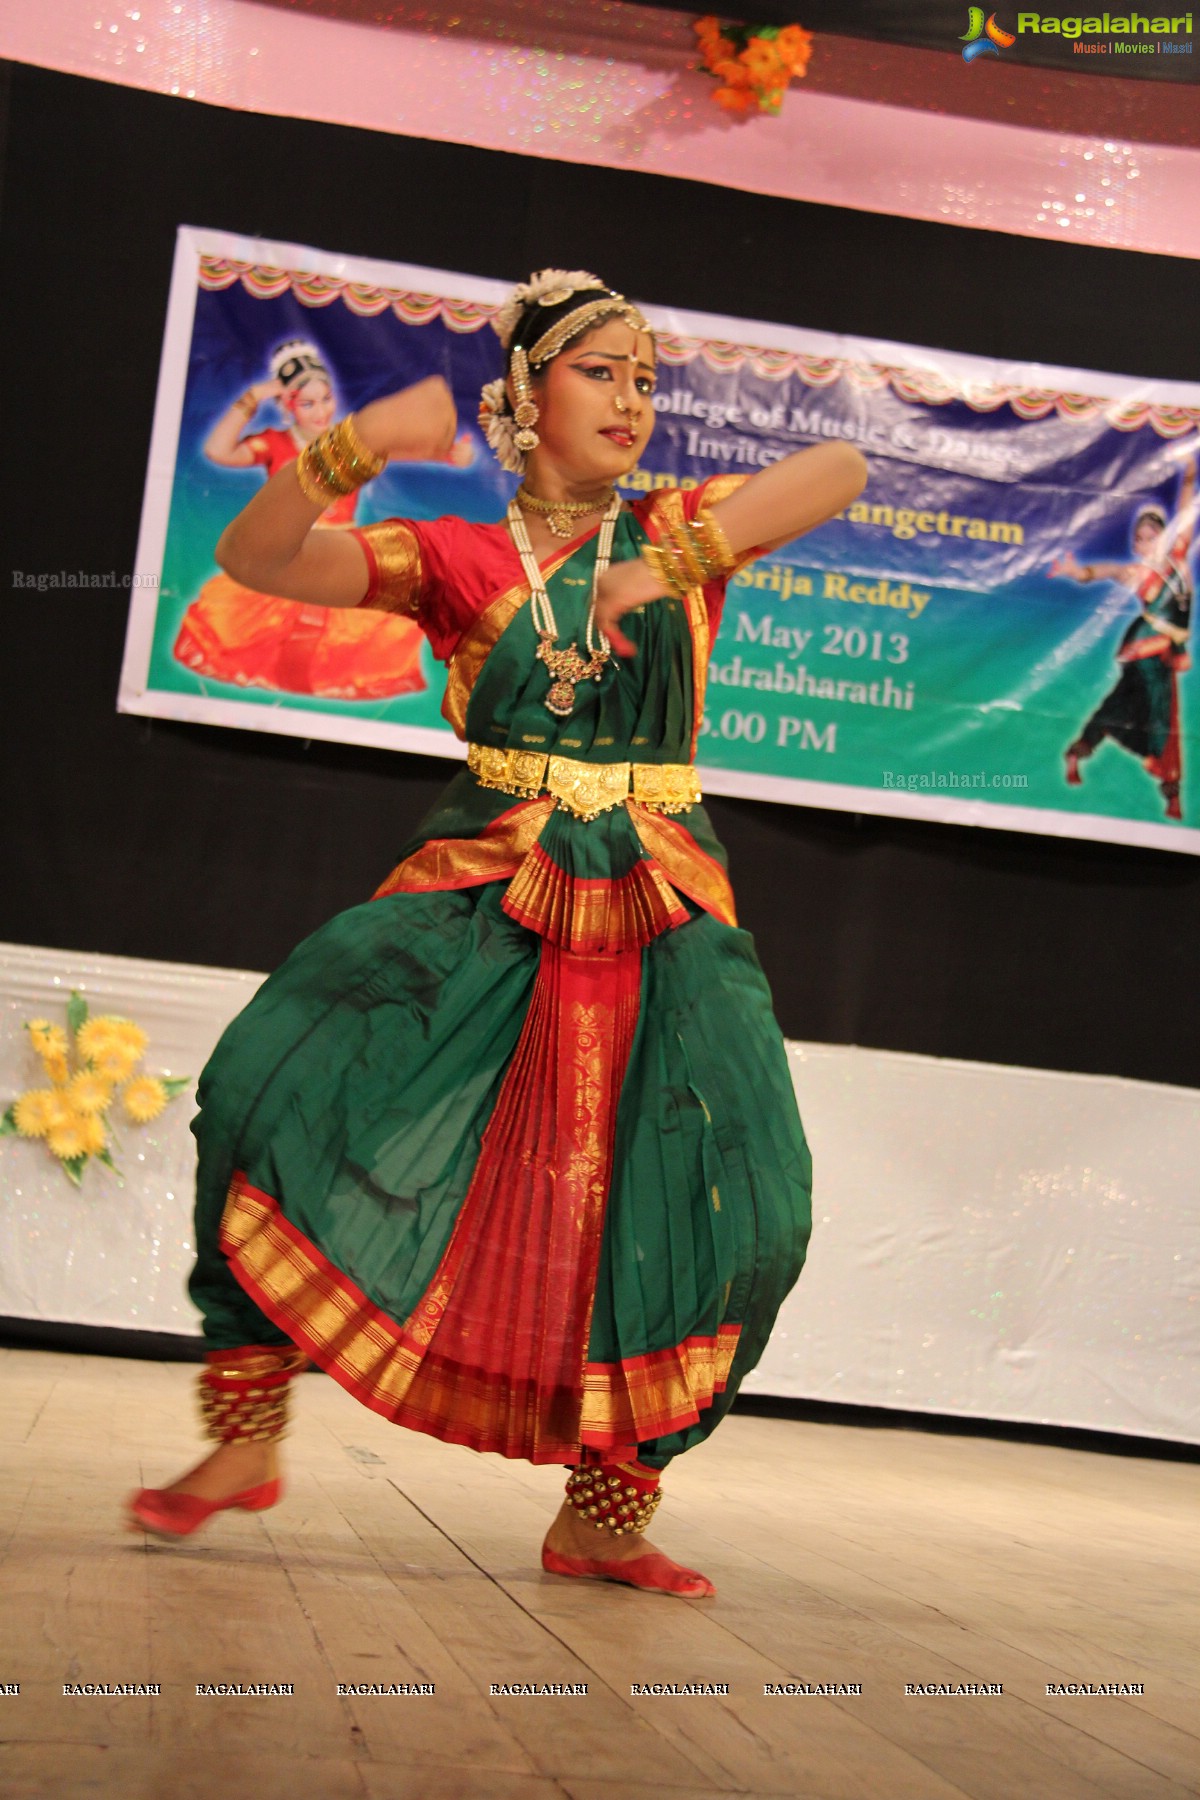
xmin=640 ymin=505 xmax=737 ymax=598
xmin=295 ymin=414 xmax=386 ymax=508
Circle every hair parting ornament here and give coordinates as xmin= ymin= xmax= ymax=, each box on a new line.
xmin=478 ymin=269 xmax=653 ymax=475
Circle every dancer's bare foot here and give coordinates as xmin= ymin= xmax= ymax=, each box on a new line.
xmin=542 ymin=1500 xmax=714 ymax=1595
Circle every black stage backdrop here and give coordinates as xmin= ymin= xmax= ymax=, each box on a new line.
xmin=2 ymin=60 xmax=1198 ymax=1089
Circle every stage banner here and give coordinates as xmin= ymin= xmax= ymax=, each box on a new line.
xmin=119 ymin=226 xmax=1200 ymax=854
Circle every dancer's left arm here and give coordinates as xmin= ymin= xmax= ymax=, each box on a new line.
xmin=594 ymin=443 xmax=867 ymax=651
xmin=703 ymin=441 xmax=870 ymax=555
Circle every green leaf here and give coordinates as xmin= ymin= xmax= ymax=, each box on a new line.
xmin=67 ymin=991 xmax=89 ymax=1037
xmin=161 ymin=1077 xmax=192 ymax=1098
xmin=0 ymin=1105 xmax=18 ymax=1137
xmin=96 ymin=1145 xmax=122 ymax=1174
xmin=62 ymin=1155 xmax=87 ymax=1187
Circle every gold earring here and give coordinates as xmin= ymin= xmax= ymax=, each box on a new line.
xmin=511 ymin=346 xmax=540 ymax=453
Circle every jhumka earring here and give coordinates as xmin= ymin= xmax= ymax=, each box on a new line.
xmin=511 ymin=346 xmax=541 ymax=454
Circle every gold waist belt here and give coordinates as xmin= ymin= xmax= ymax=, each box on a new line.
xmin=467 ymin=743 xmax=700 ymax=822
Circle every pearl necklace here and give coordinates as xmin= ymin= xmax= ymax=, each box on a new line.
xmin=506 ymin=494 xmax=622 ymax=718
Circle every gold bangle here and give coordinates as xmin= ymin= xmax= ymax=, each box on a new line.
xmin=640 ymin=504 xmax=737 ymax=596
xmin=295 ymin=414 xmax=386 ymax=507
xmin=338 ymin=412 xmax=387 ymax=475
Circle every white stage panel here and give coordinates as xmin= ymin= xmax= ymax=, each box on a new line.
xmin=2 ymin=941 xmax=1197 ymax=1443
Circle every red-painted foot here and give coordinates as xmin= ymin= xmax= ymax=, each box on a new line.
xmin=542 ymin=1545 xmax=715 ymax=1598
xmin=1064 ymin=751 xmax=1083 ymax=786
xmin=125 ymin=1478 xmax=282 ymax=1539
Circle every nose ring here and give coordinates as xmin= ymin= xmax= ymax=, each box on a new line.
xmin=614 ymin=396 xmax=640 ymax=419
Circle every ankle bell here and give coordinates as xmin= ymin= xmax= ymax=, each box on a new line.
xmin=197 ymin=1345 xmax=308 ymax=1444
xmin=564 ymin=1460 xmax=662 ymax=1535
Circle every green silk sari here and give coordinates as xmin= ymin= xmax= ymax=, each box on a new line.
xmin=189 ymin=488 xmax=813 ymax=1469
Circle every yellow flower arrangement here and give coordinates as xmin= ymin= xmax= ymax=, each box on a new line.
xmin=27 ymin=1020 xmax=70 ymax=1061
xmin=67 ymin=1070 xmax=115 ymax=1116
xmin=47 ymin=1116 xmax=91 ymax=1162
xmin=693 ymin=14 xmax=813 ymax=116
xmin=2 ymin=989 xmax=191 ymax=1187
xmin=12 ymin=1089 xmax=61 ymax=1139
xmin=76 ymin=1016 xmax=149 ymax=1063
xmin=122 ymin=1077 xmax=168 ymax=1124
xmin=90 ymin=1043 xmax=142 ymax=1083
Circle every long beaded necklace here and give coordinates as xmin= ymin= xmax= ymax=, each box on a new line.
xmin=506 ymin=493 xmax=622 ymax=718
xmin=515 ymin=483 xmax=615 ymax=540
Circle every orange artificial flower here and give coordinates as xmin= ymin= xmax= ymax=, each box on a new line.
xmin=714 ymin=85 xmax=758 ymax=112
xmin=743 ymin=36 xmax=788 ymax=84
xmin=776 ymin=23 xmax=813 ymax=72
xmin=700 ymin=34 xmax=737 ymax=68
xmin=713 ymin=57 xmax=753 ymax=88
xmin=695 ymin=15 xmax=811 ymax=116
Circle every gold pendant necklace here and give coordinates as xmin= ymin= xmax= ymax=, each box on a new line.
xmin=515 ymin=484 xmax=616 ymax=540
xmin=507 ymin=497 xmax=622 ymax=717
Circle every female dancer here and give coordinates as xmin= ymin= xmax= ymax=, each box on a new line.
xmin=1057 ymin=451 xmax=1196 ymax=821
xmin=173 ymin=338 xmax=431 ymax=701
xmin=128 ymin=271 xmax=868 ymax=1598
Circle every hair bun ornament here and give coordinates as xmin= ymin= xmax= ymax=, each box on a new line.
xmin=490 ymin=269 xmax=605 ymax=351
xmin=270 ymin=338 xmax=328 ymax=389
xmin=478 ymin=376 xmax=526 ymax=475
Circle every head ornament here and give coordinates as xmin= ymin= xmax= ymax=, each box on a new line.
xmin=271 ymin=339 xmax=329 ymax=391
xmin=479 ymin=268 xmax=653 ymax=474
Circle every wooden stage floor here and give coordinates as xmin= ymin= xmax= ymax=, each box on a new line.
xmin=0 ymin=1347 xmax=1196 ymax=1800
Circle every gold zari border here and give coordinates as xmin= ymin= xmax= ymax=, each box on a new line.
xmin=371 ymin=799 xmax=554 ymax=897
xmin=352 ymin=520 xmax=424 ymax=620
xmin=580 ymin=1326 xmax=741 ymax=1442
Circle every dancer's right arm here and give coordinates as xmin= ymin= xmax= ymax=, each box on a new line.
xmin=214 ymin=376 xmax=457 ymax=607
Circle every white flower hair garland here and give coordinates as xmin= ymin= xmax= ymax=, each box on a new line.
xmin=479 ymin=270 xmax=606 ymax=474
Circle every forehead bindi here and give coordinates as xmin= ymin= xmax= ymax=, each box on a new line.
xmin=573 ymin=319 xmax=655 ymax=369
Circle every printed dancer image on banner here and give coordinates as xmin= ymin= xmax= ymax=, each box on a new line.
xmin=1055 ymin=454 xmax=1195 ymax=821
xmin=173 ymin=334 xmax=459 ymax=701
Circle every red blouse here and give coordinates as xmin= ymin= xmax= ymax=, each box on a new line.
xmin=347 ymin=475 xmax=755 ymax=666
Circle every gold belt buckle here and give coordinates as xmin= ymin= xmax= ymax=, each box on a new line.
xmin=547 ymin=756 xmax=632 ymax=822
xmin=467 ymin=744 xmax=700 ymax=819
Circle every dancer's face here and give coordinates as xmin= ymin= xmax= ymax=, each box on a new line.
xmin=287 ymin=377 xmax=335 ymax=436
xmin=522 ymin=317 xmax=657 ymax=487
xmin=1133 ymin=519 xmax=1161 ymax=559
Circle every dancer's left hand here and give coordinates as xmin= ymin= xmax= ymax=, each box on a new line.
xmin=594 ymin=559 xmax=670 ymax=657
